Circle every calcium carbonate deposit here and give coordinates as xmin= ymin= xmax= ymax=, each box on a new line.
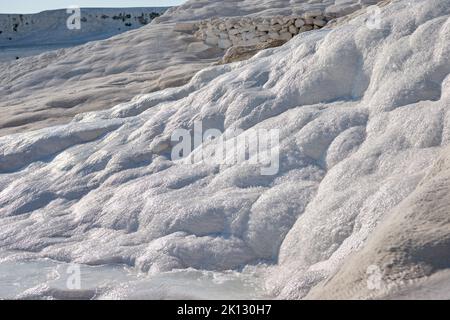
xmin=0 ymin=0 xmax=449 ymax=299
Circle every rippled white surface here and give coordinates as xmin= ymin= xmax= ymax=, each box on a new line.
xmin=1 ymin=0 xmax=449 ymax=299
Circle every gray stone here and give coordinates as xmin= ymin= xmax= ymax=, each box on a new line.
xmin=289 ymin=25 xmax=298 ymax=34
xmin=295 ymin=19 xmax=305 ymax=28
xmin=218 ymin=39 xmax=232 ymax=49
xmin=299 ymin=25 xmax=314 ymax=32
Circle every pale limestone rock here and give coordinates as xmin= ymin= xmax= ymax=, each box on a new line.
xmin=194 ymin=14 xmax=328 ymax=50
xmin=282 ymin=16 xmax=294 ymax=24
xmin=205 ymin=29 xmax=217 ymax=38
xmin=257 ymin=24 xmax=270 ymax=32
xmin=268 ymin=32 xmax=282 ymax=40
xmin=230 ymin=38 xmax=241 ymax=46
xmin=295 ymin=18 xmax=305 ymax=28
xmin=271 ymin=24 xmax=282 ymax=32
xmin=218 ymin=23 xmax=227 ymax=31
xmin=304 ymin=9 xmax=323 ymax=18
xmin=174 ymin=23 xmax=198 ymax=33
xmin=229 ymin=28 xmax=240 ymax=36
xmin=151 ymin=140 xmax=170 ymax=154
xmin=194 ymin=30 xmax=207 ymax=40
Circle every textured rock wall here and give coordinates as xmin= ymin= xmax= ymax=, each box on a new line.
xmin=192 ymin=11 xmax=329 ymax=49
xmin=0 ymin=8 xmax=168 ymax=46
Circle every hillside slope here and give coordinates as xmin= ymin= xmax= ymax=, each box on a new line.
xmin=0 ymin=0 xmax=448 ymax=299
xmin=0 ymin=23 xmax=223 ymax=136
xmin=0 ymin=0 xmax=375 ymax=136
xmin=306 ymin=145 xmax=450 ymax=299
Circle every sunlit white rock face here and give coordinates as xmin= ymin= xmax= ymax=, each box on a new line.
xmin=0 ymin=0 xmax=449 ymax=299
xmin=192 ymin=14 xmax=330 ymax=49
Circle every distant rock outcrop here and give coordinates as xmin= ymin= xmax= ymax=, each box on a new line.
xmin=0 ymin=8 xmax=168 ymax=46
